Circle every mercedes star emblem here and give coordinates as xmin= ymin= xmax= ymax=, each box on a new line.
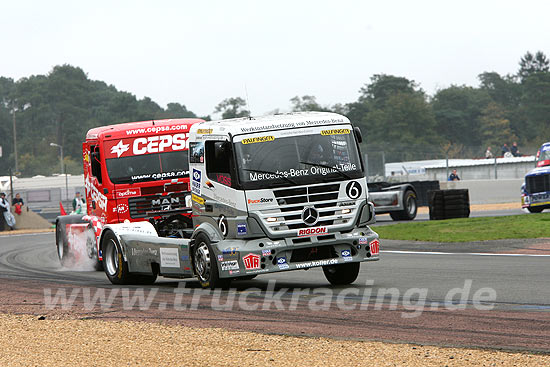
xmin=301 ymin=206 xmax=319 ymax=226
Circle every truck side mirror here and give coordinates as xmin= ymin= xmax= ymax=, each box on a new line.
xmin=353 ymin=126 xmax=363 ymax=144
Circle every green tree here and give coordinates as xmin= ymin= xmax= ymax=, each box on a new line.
xmin=214 ymin=97 xmax=250 ymax=119
xmin=290 ymin=95 xmax=331 ymax=112
xmin=431 ymin=86 xmax=491 ymax=147
xmin=479 ymin=102 xmax=517 ymax=150
xmin=518 ymin=51 xmax=549 ymax=82
xmin=520 ymin=72 xmax=550 ymax=141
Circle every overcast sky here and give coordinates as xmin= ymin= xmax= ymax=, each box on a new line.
xmin=1 ymin=0 xmax=549 ymax=118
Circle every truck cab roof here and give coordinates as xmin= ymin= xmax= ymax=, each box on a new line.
xmin=86 ymin=118 xmax=204 ymax=141
xmin=189 ymin=112 xmax=351 ymax=138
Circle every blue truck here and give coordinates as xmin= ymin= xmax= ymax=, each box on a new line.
xmin=522 ymin=142 xmax=550 ymax=213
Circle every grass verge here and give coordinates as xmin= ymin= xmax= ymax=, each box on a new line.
xmin=375 ymin=213 xmax=550 ymax=242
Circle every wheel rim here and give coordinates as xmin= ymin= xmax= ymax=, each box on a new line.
xmin=406 ymin=195 xmax=416 ymax=216
xmin=194 ymin=242 xmax=211 ymax=282
xmin=104 ymin=239 xmax=119 ymax=276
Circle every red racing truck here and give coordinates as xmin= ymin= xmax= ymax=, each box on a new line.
xmin=55 ymin=118 xmax=203 ymax=269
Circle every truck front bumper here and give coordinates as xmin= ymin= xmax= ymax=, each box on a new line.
xmin=211 ymin=226 xmax=380 ymax=278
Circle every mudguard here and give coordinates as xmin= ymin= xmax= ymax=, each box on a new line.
xmin=191 ymin=221 xmax=223 ymax=244
xmin=99 ymin=221 xmax=158 ymax=261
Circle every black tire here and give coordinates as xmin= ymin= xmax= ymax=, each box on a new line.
xmin=390 ymin=190 xmax=417 ymax=221
xmin=193 ymin=233 xmax=231 ymax=289
xmin=55 ymin=219 xmax=72 ymax=267
xmin=528 ymin=206 xmax=545 ymax=213
xmin=323 ymin=262 xmax=360 ymax=285
xmin=102 ymin=231 xmax=157 ymax=285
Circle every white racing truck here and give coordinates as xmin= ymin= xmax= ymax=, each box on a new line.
xmin=368 ymin=182 xmax=418 ymax=221
xmin=100 ymin=112 xmax=379 ymax=288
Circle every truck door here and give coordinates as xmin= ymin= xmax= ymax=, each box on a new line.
xmin=88 ymin=144 xmax=108 ymax=220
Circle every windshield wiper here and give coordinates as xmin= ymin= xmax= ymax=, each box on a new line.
xmin=242 ymin=168 xmax=298 ymax=185
xmin=299 ymin=161 xmax=353 ymax=180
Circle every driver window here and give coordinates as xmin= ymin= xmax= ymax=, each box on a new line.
xmin=205 ymin=141 xmax=232 ymax=187
xmin=90 ymin=145 xmax=103 ymax=184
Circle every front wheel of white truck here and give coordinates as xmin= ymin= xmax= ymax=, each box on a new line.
xmin=323 ymin=262 xmax=360 ymax=285
xmin=193 ymin=233 xmax=231 ymax=289
xmin=103 ymin=231 xmax=157 ymax=285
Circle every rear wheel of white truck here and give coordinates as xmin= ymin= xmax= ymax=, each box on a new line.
xmin=323 ymin=262 xmax=360 ymax=285
xmin=389 ymin=190 xmax=417 ymax=221
xmin=103 ymin=231 xmax=156 ymax=285
xmin=193 ymin=233 xmax=230 ymax=289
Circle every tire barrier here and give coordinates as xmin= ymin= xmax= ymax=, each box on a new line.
xmin=404 ymin=181 xmax=440 ymax=206
xmin=428 ymin=189 xmax=470 ymax=220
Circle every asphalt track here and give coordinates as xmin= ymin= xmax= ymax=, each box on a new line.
xmin=1 ymin=216 xmax=549 ymax=353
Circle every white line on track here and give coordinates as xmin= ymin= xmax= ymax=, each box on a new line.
xmin=0 ymin=232 xmax=53 ymax=238
xmin=382 ymin=250 xmax=550 ymax=257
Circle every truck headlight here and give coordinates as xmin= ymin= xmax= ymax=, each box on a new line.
xmin=266 ymin=217 xmax=278 ymax=223
xmin=341 ymin=208 xmax=352 ymax=214
xmin=185 ymin=195 xmax=192 ymax=208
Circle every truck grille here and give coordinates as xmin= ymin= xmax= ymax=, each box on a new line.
xmin=128 ymin=192 xmax=188 ymax=218
xmin=526 ymin=175 xmax=550 ymax=194
xmin=256 ymin=183 xmax=359 ymax=237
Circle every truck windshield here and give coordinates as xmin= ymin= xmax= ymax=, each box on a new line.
xmin=234 ymin=127 xmax=363 ymax=189
xmin=106 ymin=151 xmax=189 ymax=184
xmin=538 ymin=146 xmax=550 ymax=166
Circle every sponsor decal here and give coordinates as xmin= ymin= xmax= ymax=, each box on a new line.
xmin=197 ymin=128 xmax=213 ymax=134
xmin=358 ymin=237 xmax=369 ymax=245
xmin=160 ymin=248 xmax=180 ymax=268
xmin=229 ymin=269 xmax=240 ymax=275
xmin=191 ymin=168 xmax=202 ymax=195
xmin=115 ymin=188 xmax=141 ymax=199
xmin=133 ymin=133 xmax=187 ymax=155
xmin=131 ymin=248 xmax=158 ymax=256
xmin=297 ymin=226 xmax=328 ymax=237
xmin=242 ymin=253 xmax=261 ymax=270
xmin=84 ymin=176 xmax=108 ymax=211
xmin=113 ymin=203 xmax=129 ymax=214
xmin=277 ymin=257 xmax=289 ymax=270
xmin=264 ymin=241 xmax=283 ymax=248
xmin=241 ymin=136 xmax=275 ymax=144
xmin=216 ymin=174 xmax=231 ymax=186
xmin=237 ymin=223 xmax=247 ymax=236
xmin=341 ymin=249 xmax=353 ymax=261
xmin=321 ymin=129 xmax=350 ymax=136
xmin=248 ymin=163 xmax=357 ymax=181
xmin=110 ymin=140 xmax=130 ymax=157
xmin=346 ymin=181 xmax=362 ymax=199
xmin=217 ymin=255 xmax=224 ymax=262
xmin=205 ymin=180 xmax=214 ymax=189
xmin=222 ymin=247 xmax=238 ymax=255
xmin=338 ymin=200 xmax=356 ymax=207
xmin=189 ymin=141 xmax=204 ymax=164
xmin=192 ymin=193 xmax=204 ymax=205
xmin=295 ymin=258 xmax=338 ymax=269
xmin=218 ymin=215 xmax=228 ymax=237
xmin=247 ymin=198 xmax=274 ymax=204
xmin=221 ymin=260 xmax=239 ymax=271
xmin=369 ymin=239 xmax=380 ymax=256
xmin=104 ymin=134 xmax=188 ymax=159
xmin=239 ymin=118 xmax=346 ymax=133
xmin=262 ymin=249 xmax=271 ymax=257
xmin=181 ymin=255 xmax=189 ymax=261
